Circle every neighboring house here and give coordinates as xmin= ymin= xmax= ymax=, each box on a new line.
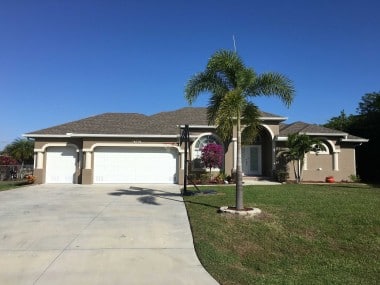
xmin=24 ymin=107 xmax=367 ymax=184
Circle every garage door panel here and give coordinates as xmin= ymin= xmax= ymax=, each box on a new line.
xmin=46 ymin=147 xmax=76 ymax=183
xmin=93 ymin=147 xmax=177 ymax=184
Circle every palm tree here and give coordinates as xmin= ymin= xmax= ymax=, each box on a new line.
xmin=185 ymin=50 xmax=295 ymax=210
xmin=2 ymin=138 xmax=34 ymax=168
xmin=284 ymin=133 xmax=326 ymax=183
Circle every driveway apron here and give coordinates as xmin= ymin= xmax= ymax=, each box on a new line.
xmin=0 ymin=184 xmax=218 ymax=285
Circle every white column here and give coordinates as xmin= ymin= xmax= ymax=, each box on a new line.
xmin=78 ymin=151 xmax=82 ymax=170
xmin=180 ymin=151 xmax=185 ymax=170
xmin=33 ymin=153 xmax=37 ymax=169
xmin=232 ymin=138 xmax=237 ymax=171
xmin=333 ymin=152 xmax=339 ymax=171
xmin=303 ymin=153 xmax=308 ymax=170
xmin=36 ymin=152 xmax=44 ymax=169
xmin=85 ymin=152 xmax=92 ymax=169
xmin=272 ymin=140 xmax=276 ymax=171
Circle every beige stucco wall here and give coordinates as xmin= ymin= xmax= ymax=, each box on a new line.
xmin=301 ymin=152 xmax=334 ymax=181
xmin=337 ymin=146 xmax=357 ymax=181
xmin=224 ymin=141 xmax=234 ymax=177
xmin=261 ymin=122 xmax=279 ymax=138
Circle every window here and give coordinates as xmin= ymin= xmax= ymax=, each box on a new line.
xmin=310 ymin=143 xmax=329 ymax=155
xmin=192 ymin=134 xmax=223 ymax=169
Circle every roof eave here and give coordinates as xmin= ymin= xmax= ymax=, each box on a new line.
xmin=300 ymin=132 xmax=348 ymax=137
xmin=24 ymin=133 xmax=178 ymax=138
xmin=275 ymin=136 xmax=288 ymax=141
xmin=177 ymin=124 xmax=215 ymax=129
xmin=260 ymin=116 xmax=288 ymax=122
xmin=23 ymin=134 xmax=71 ymax=138
xmin=341 ymin=138 xmax=369 ymax=143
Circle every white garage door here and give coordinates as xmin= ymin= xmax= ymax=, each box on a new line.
xmin=93 ymin=147 xmax=177 ymax=184
xmin=46 ymin=147 xmax=77 ymax=183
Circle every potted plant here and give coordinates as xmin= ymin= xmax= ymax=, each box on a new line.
xmin=26 ymin=175 xmax=36 ymax=184
xmin=325 ymin=176 xmax=335 ymax=183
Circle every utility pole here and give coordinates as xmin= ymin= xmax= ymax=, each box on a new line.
xmin=181 ymin=125 xmax=189 ymax=195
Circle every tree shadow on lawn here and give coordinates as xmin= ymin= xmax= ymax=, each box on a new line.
xmin=184 ymin=199 xmax=221 ymax=210
xmin=108 ymin=186 xmax=183 ymax=206
xmin=109 ymin=186 xmax=222 ymax=210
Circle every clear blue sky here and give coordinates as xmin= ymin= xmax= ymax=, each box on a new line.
xmin=1 ymin=0 xmax=379 ymax=149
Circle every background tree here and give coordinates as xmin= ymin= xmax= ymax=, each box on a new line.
xmin=1 ymin=138 xmax=34 ymax=168
xmin=349 ymin=92 xmax=379 ymax=182
xmin=357 ymin=92 xmax=380 ymax=115
xmin=185 ymin=49 xmax=294 ymax=210
xmin=200 ymin=143 xmax=224 ymax=174
xmin=283 ymin=133 xmax=326 ymax=183
xmin=324 ymin=110 xmax=354 ymax=131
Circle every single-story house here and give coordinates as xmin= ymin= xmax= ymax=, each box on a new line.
xmin=24 ymin=107 xmax=368 ymax=184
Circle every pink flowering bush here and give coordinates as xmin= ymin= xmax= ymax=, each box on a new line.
xmin=201 ymin=143 xmax=224 ymax=174
xmin=0 ymin=155 xmax=19 ymax=166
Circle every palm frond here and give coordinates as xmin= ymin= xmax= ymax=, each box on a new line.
xmin=206 ymin=50 xmax=246 ymax=90
xmin=248 ymin=72 xmax=295 ymax=107
xmin=237 ymin=68 xmax=256 ymax=91
xmin=185 ymin=72 xmax=214 ymax=104
xmin=216 ymin=119 xmax=234 ymax=142
xmin=241 ymin=102 xmax=260 ymax=125
xmin=241 ymin=102 xmax=261 ymax=144
xmin=207 ymin=92 xmax=224 ymax=124
xmin=212 ymin=90 xmax=245 ymax=140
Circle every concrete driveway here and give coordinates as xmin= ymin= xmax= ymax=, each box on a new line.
xmin=0 ymin=184 xmax=218 ymax=285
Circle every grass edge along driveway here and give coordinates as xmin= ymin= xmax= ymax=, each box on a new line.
xmin=184 ymin=183 xmax=380 ymax=285
xmin=0 ymin=180 xmax=30 ymax=191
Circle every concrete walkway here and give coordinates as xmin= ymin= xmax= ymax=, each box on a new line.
xmin=0 ymin=184 xmax=219 ymax=285
xmin=243 ymin=179 xmax=281 ymax=185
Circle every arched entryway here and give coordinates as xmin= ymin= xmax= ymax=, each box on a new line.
xmin=242 ymin=126 xmax=274 ymax=177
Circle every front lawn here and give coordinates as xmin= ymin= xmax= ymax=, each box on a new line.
xmin=0 ymin=180 xmax=29 ymax=191
xmin=184 ymin=184 xmax=380 ymax=284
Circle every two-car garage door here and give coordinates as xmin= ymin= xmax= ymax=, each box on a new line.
xmin=93 ymin=147 xmax=177 ymax=184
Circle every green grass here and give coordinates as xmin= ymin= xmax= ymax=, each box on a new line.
xmin=0 ymin=180 xmax=29 ymax=191
xmin=184 ymin=184 xmax=380 ymax=284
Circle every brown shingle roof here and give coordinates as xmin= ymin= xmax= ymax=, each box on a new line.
xmin=26 ymin=107 xmax=286 ymax=137
xmin=279 ymin=122 xmax=368 ymax=142
xmin=279 ymin=121 xmax=348 ymax=136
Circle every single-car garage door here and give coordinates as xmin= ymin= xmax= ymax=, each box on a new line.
xmin=46 ymin=147 xmax=77 ymax=183
xmin=93 ymin=147 xmax=177 ymax=183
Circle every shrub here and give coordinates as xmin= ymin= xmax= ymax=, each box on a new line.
xmin=349 ymin=174 xmax=361 ymax=183
xmin=273 ymin=169 xmax=289 ymax=183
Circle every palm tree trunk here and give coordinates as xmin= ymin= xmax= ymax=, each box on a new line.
xmin=297 ymin=159 xmax=301 ymax=183
xmin=236 ymin=111 xmax=244 ymax=210
xmin=299 ymin=156 xmax=304 ymax=183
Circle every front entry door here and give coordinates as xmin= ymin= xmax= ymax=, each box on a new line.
xmin=242 ymin=145 xmax=262 ymax=176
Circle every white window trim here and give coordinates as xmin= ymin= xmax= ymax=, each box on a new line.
xmin=309 ymin=143 xmax=330 ymax=155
